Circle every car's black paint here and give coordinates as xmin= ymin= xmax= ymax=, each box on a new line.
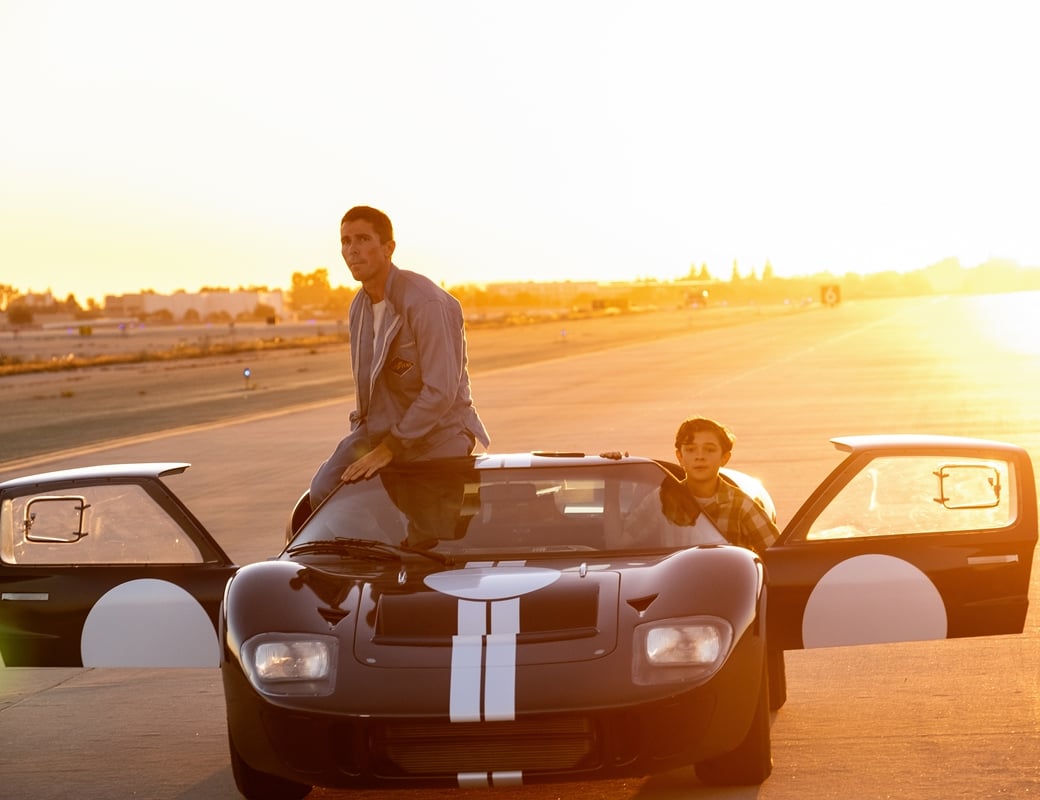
xmin=222 ymin=438 xmax=1037 ymax=796
xmin=223 ymin=552 xmax=768 ymax=788
xmin=2 ymin=436 xmax=1034 ymax=796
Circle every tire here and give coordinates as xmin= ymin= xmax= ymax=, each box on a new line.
xmin=228 ymin=728 xmax=311 ymax=800
xmin=767 ymin=644 xmax=787 ymax=710
xmin=695 ymin=663 xmax=773 ymax=786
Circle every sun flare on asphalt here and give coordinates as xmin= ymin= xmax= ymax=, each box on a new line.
xmin=971 ymin=291 xmax=1040 ymax=356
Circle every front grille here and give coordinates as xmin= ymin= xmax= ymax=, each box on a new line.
xmin=370 ymin=716 xmax=600 ymax=777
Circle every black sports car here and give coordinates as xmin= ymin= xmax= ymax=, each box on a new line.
xmin=0 ymin=463 xmax=236 ymax=667
xmin=220 ymin=435 xmax=1037 ymax=798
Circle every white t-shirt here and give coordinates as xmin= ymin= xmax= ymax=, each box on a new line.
xmin=370 ymin=300 xmax=388 ymax=398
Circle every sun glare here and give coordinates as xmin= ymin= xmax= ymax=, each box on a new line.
xmin=969 ymin=291 xmax=1040 ymax=356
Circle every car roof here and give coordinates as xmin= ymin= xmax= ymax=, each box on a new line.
xmin=471 ymin=452 xmax=642 ymax=469
xmin=0 ymin=462 xmax=191 ymax=490
xmin=832 ymin=434 xmax=1027 ymax=456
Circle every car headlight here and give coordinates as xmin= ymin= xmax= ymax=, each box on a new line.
xmin=633 ymin=616 xmax=733 ymax=686
xmin=241 ymin=634 xmax=338 ymax=696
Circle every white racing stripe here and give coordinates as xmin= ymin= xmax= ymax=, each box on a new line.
xmin=427 ymin=564 xmax=561 ymax=725
xmin=484 ymin=599 xmax=520 ymax=722
xmin=449 ymin=596 xmax=521 ymax=722
xmin=450 ymin=601 xmax=486 ymax=723
xmin=430 ymin=562 xmax=562 ymax=785
xmin=498 ymin=454 xmax=535 ymax=469
xmin=458 ymin=771 xmax=523 ymax=788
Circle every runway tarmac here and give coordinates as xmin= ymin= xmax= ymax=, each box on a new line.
xmin=1 ymin=305 xmax=784 ymax=465
xmin=3 ymin=292 xmax=1040 ymax=799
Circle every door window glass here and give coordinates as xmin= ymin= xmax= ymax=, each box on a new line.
xmin=1 ymin=483 xmax=203 ymax=565
xmin=805 ymin=456 xmax=1014 ymax=541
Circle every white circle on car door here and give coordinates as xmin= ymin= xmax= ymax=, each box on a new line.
xmin=81 ymin=578 xmax=219 ymax=667
xmin=802 ymin=554 xmax=947 ymax=648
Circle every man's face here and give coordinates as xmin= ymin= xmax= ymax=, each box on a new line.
xmin=676 ymin=431 xmax=731 ymax=484
xmin=341 ymin=218 xmax=395 ymax=285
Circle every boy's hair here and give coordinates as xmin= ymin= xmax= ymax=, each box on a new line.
xmin=674 ymin=416 xmax=736 ymax=454
xmin=341 ymin=206 xmax=394 ymax=245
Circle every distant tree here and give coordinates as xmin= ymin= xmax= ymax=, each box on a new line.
xmin=762 ymin=261 xmax=775 ymax=281
xmin=448 ymin=284 xmax=474 ymax=307
xmin=74 ymin=303 xmax=99 ymax=320
xmin=205 ymin=310 xmax=232 ymax=324
xmin=730 ymin=260 xmax=742 ymax=282
xmin=290 ymin=268 xmax=333 ymax=312
xmin=325 ymin=286 xmax=354 ymax=317
xmin=148 ymin=308 xmax=174 ymax=324
xmin=1 ymin=284 xmax=19 ymax=311
xmin=184 ymin=308 xmax=200 ymax=323
xmin=681 ymin=263 xmax=712 ymax=281
xmin=199 ymin=286 xmax=231 ymax=293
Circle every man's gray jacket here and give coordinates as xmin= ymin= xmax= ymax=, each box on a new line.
xmin=348 ymin=263 xmax=489 ymax=459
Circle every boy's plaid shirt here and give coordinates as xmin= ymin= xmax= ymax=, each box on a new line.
xmin=699 ymin=475 xmax=779 ymax=557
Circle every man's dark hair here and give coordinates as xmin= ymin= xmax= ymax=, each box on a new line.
xmin=342 ymin=206 xmax=394 ymax=244
xmin=674 ymin=416 xmax=736 ymax=454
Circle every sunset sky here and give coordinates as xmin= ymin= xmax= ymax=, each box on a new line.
xmin=2 ymin=1 xmax=1038 ymax=304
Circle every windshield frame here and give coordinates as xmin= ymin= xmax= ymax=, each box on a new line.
xmin=290 ymin=457 xmax=727 ymax=558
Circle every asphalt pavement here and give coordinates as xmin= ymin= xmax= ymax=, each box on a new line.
xmin=3 ymin=294 xmax=1040 ymax=800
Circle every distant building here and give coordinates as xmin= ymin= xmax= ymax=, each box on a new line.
xmin=19 ymin=291 xmax=57 ymax=308
xmin=104 ymin=290 xmax=285 ymax=321
xmin=487 ymin=281 xmax=601 ymax=301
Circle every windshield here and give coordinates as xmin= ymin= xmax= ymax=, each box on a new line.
xmin=292 ymin=458 xmax=726 ymax=556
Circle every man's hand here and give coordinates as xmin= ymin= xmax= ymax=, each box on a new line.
xmin=340 ymin=442 xmax=393 ymax=483
xmin=599 ymin=450 xmax=629 ymax=460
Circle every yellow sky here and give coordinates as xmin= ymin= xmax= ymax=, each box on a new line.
xmin=2 ymin=1 xmax=1038 ymax=304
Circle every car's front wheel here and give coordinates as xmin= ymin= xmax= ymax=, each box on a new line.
xmin=228 ymin=728 xmax=311 ymax=800
xmin=694 ymin=662 xmax=773 ymax=786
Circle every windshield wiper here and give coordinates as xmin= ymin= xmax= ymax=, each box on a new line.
xmin=287 ymin=537 xmax=453 ymax=565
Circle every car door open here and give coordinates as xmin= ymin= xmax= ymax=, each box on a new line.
xmin=766 ymin=435 xmax=1037 ymax=650
xmin=0 ymin=464 xmax=237 ymax=667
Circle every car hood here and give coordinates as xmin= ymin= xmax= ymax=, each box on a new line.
xmin=231 ymin=546 xmax=760 ymax=678
xmin=354 ymin=561 xmax=621 ymax=668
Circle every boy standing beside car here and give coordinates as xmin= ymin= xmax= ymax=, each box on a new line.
xmin=671 ymin=416 xmax=778 ymax=557
xmin=603 ymin=415 xmax=778 ymax=557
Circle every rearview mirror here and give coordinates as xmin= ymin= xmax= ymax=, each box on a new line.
xmin=935 ymin=464 xmax=1001 ymax=510
xmin=23 ymin=495 xmax=90 ymax=543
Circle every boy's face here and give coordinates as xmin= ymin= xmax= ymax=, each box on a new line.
xmin=676 ymin=431 xmax=732 ymax=484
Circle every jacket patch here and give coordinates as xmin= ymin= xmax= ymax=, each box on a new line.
xmin=388 ymin=357 xmax=415 ymax=376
